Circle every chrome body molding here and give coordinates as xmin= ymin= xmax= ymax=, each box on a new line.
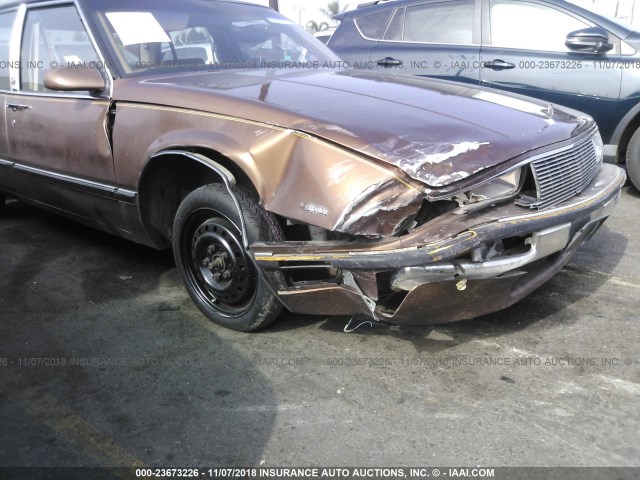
xmin=1 ymin=158 xmax=137 ymax=204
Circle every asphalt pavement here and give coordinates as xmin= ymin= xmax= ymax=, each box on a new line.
xmin=1 ymin=186 xmax=639 ymax=471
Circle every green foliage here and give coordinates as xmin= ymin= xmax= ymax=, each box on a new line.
xmin=319 ymin=1 xmax=349 ymax=20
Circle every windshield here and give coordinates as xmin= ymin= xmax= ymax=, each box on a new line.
xmin=82 ymin=0 xmax=340 ymax=76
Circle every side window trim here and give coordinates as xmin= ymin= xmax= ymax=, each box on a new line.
xmin=381 ymin=7 xmax=405 ymax=42
xmin=353 ymin=8 xmax=395 ymax=41
xmin=75 ymin=0 xmax=113 ymax=96
xmin=484 ymin=0 xmax=620 ymax=54
xmin=377 ymin=0 xmax=480 ymax=46
xmin=8 ymin=3 xmax=26 ymax=92
xmin=9 ymin=1 xmax=112 ymax=99
xmin=0 ymin=7 xmax=19 ymax=91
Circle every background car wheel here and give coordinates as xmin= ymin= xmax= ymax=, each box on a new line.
xmin=173 ymin=183 xmax=285 ymax=332
xmin=626 ymin=127 xmax=640 ymax=191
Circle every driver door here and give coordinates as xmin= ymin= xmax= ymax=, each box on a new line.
xmin=479 ymin=0 xmax=622 ymax=141
xmin=6 ymin=3 xmax=115 ymax=220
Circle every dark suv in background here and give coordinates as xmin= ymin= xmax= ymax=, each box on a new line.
xmin=328 ymin=0 xmax=640 ymax=190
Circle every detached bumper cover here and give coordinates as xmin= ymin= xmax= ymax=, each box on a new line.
xmin=252 ymin=164 xmax=626 ymax=325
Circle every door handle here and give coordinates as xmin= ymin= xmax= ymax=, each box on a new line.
xmin=6 ymin=103 xmax=32 ymax=112
xmin=482 ymin=59 xmax=515 ymax=71
xmin=376 ymin=57 xmax=404 ymax=67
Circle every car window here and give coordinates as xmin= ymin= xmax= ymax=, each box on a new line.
xmin=233 ymin=23 xmax=312 ymax=63
xmin=490 ymin=0 xmax=590 ymax=52
xmin=162 ymin=45 xmax=213 ymax=64
xmin=354 ymin=9 xmax=392 ymax=40
xmin=383 ymin=8 xmax=404 ymax=41
xmin=21 ymin=5 xmax=100 ymax=92
xmin=83 ymin=0 xmax=339 ymax=76
xmin=0 ymin=10 xmax=17 ymax=90
xmin=404 ymin=1 xmax=474 ymax=44
xmin=161 ymin=27 xmax=218 ymax=65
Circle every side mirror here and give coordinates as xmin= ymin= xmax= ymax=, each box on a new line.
xmin=43 ymin=67 xmax=106 ymax=93
xmin=565 ymin=27 xmax=613 ymax=54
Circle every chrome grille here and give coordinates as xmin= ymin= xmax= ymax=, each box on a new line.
xmin=516 ymin=134 xmax=601 ymax=210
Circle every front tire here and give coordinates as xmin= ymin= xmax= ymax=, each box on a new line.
xmin=626 ymin=127 xmax=640 ymax=191
xmin=173 ymin=184 xmax=284 ymax=332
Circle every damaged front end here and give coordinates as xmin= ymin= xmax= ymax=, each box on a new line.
xmin=251 ymin=126 xmax=626 ymax=325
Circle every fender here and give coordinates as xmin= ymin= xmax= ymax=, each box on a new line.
xmin=608 ymin=100 xmax=640 ymax=161
xmin=149 ymin=150 xmax=250 ymax=249
xmin=139 ymin=129 xmax=267 ymax=199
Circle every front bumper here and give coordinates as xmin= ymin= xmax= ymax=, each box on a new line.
xmin=252 ymin=164 xmax=626 ymax=325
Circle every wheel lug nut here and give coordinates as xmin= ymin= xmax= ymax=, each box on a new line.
xmin=207 ymin=245 xmax=216 ymax=254
xmin=222 ymin=271 xmax=231 ymax=280
xmin=213 ymin=273 xmax=221 ymax=281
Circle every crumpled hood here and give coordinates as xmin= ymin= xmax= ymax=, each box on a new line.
xmin=117 ymin=69 xmax=593 ymax=187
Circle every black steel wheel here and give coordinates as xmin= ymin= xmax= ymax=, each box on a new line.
xmin=173 ymin=183 xmax=284 ymax=331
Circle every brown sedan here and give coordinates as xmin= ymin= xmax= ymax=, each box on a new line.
xmin=0 ymin=0 xmax=626 ymax=331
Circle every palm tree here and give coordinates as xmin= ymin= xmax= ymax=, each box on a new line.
xmin=319 ymin=1 xmax=349 ymax=22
